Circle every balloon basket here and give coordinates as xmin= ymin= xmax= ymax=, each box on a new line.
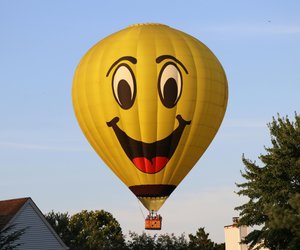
xmin=145 ymin=211 xmax=162 ymax=230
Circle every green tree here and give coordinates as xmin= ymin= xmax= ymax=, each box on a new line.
xmin=126 ymin=231 xmax=155 ymax=250
xmin=126 ymin=231 xmax=188 ymax=250
xmin=45 ymin=210 xmax=126 ymax=250
xmin=126 ymin=229 xmax=223 ymax=250
xmin=236 ymin=113 xmax=300 ymax=250
xmin=0 ymin=224 xmax=26 ymax=250
xmin=155 ymin=233 xmax=188 ymax=250
xmin=44 ymin=211 xmax=71 ymax=246
xmin=45 ymin=210 xmax=225 ymax=250
xmin=267 ymin=193 xmax=300 ymax=249
xmin=188 ymin=227 xmax=224 ymax=250
xmin=68 ymin=210 xmax=126 ymax=250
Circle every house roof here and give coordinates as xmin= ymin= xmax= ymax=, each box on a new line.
xmin=0 ymin=197 xmax=68 ymax=249
xmin=0 ymin=197 xmax=30 ymax=230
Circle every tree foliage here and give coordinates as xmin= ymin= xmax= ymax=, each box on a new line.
xmin=45 ymin=210 xmax=126 ymax=250
xmin=126 ymin=228 xmax=223 ymax=250
xmin=0 ymin=224 xmax=26 ymax=250
xmin=236 ymin=113 xmax=300 ymax=250
xmin=45 ymin=211 xmax=71 ymax=246
xmin=188 ymin=228 xmax=225 ymax=250
xmin=126 ymin=232 xmax=156 ymax=250
xmin=155 ymin=233 xmax=189 ymax=250
xmin=69 ymin=210 xmax=126 ymax=250
xmin=45 ymin=210 xmax=224 ymax=250
xmin=126 ymin=231 xmax=189 ymax=250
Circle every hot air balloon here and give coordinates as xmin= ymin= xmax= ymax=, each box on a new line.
xmin=72 ymin=23 xmax=228 ymax=230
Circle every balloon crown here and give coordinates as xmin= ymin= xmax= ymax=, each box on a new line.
xmin=128 ymin=23 xmax=168 ymax=27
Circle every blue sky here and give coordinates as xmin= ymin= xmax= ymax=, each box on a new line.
xmin=1 ymin=1 xmax=300 ymax=243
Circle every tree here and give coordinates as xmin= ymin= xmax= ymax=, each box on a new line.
xmin=188 ymin=227 xmax=224 ymax=250
xmin=45 ymin=210 xmax=225 ymax=249
xmin=0 ymin=224 xmax=26 ymax=250
xmin=44 ymin=211 xmax=72 ymax=246
xmin=45 ymin=210 xmax=126 ymax=250
xmin=267 ymin=193 xmax=300 ymax=249
xmin=235 ymin=113 xmax=300 ymax=250
xmin=155 ymin=233 xmax=188 ymax=250
xmin=126 ymin=231 xmax=188 ymax=250
xmin=126 ymin=231 xmax=155 ymax=250
xmin=69 ymin=210 xmax=126 ymax=250
xmin=126 ymin=229 xmax=223 ymax=250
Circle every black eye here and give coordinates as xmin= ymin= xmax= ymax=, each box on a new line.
xmin=158 ymin=63 xmax=182 ymax=108
xmin=112 ymin=64 xmax=136 ymax=109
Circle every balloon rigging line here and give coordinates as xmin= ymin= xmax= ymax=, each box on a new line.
xmin=137 ymin=198 xmax=146 ymax=220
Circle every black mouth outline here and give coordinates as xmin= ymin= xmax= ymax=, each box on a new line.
xmin=107 ymin=115 xmax=191 ymax=174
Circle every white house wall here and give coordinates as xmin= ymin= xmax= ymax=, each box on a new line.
xmin=9 ymin=202 xmax=67 ymax=250
xmin=224 ymin=225 xmax=248 ymax=250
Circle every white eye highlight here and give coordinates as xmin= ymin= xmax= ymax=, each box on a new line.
xmin=112 ymin=64 xmax=136 ymax=109
xmin=158 ymin=63 xmax=182 ymax=108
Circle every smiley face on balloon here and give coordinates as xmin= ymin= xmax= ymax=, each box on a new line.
xmin=106 ymin=54 xmax=191 ymax=174
xmin=72 ymin=24 xmax=228 ymax=212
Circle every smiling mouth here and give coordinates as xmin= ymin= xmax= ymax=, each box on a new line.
xmin=106 ymin=115 xmax=191 ymax=174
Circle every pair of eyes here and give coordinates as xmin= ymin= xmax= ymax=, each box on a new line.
xmin=112 ymin=62 xmax=183 ymax=109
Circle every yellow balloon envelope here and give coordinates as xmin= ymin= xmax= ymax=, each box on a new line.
xmin=72 ymin=23 xmax=228 ymax=212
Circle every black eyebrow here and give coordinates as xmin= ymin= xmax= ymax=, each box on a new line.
xmin=106 ymin=56 xmax=137 ymax=77
xmin=156 ymin=55 xmax=188 ymax=74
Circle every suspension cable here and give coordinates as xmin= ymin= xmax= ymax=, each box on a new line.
xmin=136 ymin=198 xmax=146 ymax=219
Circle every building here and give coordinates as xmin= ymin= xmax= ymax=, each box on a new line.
xmin=224 ymin=217 xmax=248 ymax=250
xmin=224 ymin=217 xmax=269 ymax=250
xmin=0 ymin=197 xmax=68 ymax=250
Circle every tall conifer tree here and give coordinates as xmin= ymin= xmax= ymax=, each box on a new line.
xmin=236 ymin=113 xmax=300 ymax=250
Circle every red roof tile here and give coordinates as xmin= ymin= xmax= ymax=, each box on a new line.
xmin=0 ymin=197 xmax=30 ymax=230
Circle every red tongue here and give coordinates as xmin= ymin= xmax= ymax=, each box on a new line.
xmin=132 ymin=157 xmax=169 ymax=174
